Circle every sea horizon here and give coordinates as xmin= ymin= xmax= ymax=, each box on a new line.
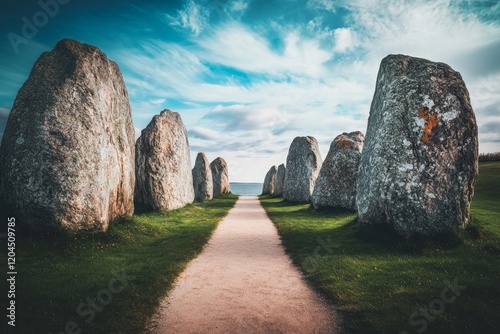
xmin=230 ymin=182 xmax=263 ymax=196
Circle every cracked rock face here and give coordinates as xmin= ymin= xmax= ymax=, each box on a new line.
xmin=312 ymin=131 xmax=364 ymax=210
xmin=211 ymin=157 xmax=230 ymax=196
xmin=274 ymin=164 xmax=286 ymax=197
xmin=262 ymin=165 xmax=278 ymax=195
xmin=283 ymin=136 xmax=323 ymax=203
xmin=135 ymin=110 xmax=194 ymax=211
xmin=0 ymin=39 xmax=135 ymax=232
xmin=192 ymin=152 xmax=213 ymax=201
xmin=356 ymin=54 xmax=478 ymax=237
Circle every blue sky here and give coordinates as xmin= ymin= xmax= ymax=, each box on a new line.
xmin=0 ymin=0 xmax=499 ymax=182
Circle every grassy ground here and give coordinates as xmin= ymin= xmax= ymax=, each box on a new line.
xmin=260 ymin=162 xmax=500 ymax=334
xmin=0 ymin=194 xmax=238 ymax=334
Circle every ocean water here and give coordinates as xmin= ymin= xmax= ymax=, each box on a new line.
xmin=230 ymin=183 xmax=263 ymax=196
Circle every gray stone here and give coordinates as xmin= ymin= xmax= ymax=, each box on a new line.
xmin=211 ymin=157 xmax=230 ymax=196
xmin=357 ymin=54 xmax=478 ymax=237
xmin=312 ymin=131 xmax=364 ymax=210
xmin=0 ymin=39 xmax=135 ymax=232
xmin=135 ymin=110 xmax=194 ymax=211
xmin=262 ymin=165 xmax=278 ymax=195
xmin=283 ymin=136 xmax=323 ymax=203
xmin=192 ymin=152 xmax=213 ymax=201
xmin=274 ymin=164 xmax=286 ymax=196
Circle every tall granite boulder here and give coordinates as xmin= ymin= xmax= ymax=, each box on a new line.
xmin=211 ymin=157 xmax=230 ymax=196
xmin=192 ymin=152 xmax=213 ymax=201
xmin=135 ymin=110 xmax=194 ymax=211
xmin=283 ymin=136 xmax=323 ymax=203
xmin=274 ymin=163 xmax=286 ymax=197
xmin=0 ymin=39 xmax=135 ymax=232
xmin=262 ymin=165 xmax=278 ymax=195
xmin=312 ymin=131 xmax=364 ymax=210
xmin=357 ymin=54 xmax=478 ymax=237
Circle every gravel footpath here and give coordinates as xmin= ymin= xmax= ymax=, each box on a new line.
xmin=148 ymin=196 xmax=341 ymax=334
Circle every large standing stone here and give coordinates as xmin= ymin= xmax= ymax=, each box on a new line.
xmin=192 ymin=152 xmax=213 ymax=201
xmin=211 ymin=157 xmax=230 ymax=196
xmin=135 ymin=110 xmax=194 ymax=211
xmin=312 ymin=131 xmax=364 ymax=210
xmin=274 ymin=163 xmax=286 ymax=197
xmin=357 ymin=54 xmax=478 ymax=237
xmin=283 ymin=136 xmax=323 ymax=203
xmin=262 ymin=165 xmax=278 ymax=195
xmin=0 ymin=39 xmax=135 ymax=232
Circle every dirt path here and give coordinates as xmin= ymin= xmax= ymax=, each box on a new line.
xmin=148 ymin=196 xmax=341 ymax=334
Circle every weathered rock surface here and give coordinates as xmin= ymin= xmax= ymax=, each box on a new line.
xmin=312 ymin=131 xmax=364 ymax=210
xmin=274 ymin=164 xmax=286 ymax=197
xmin=0 ymin=39 xmax=135 ymax=232
xmin=211 ymin=157 xmax=230 ymax=196
xmin=262 ymin=165 xmax=278 ymax=195
xmin=357 ymin=54 xmax=478 ymax=237
xmin=283 ymin=136 xmax=323 ymax=203
xmin=135 ymin=110 xmax=194 ymax=211
xmin=192 ymin=152 xmax=213 ymax=201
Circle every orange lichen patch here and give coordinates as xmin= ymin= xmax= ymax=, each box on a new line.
xmin=418 ymin=106 xmax=439 ymax=142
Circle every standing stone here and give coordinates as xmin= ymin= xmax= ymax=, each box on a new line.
xmin=262 ymin=165 xmax=278 ymax=195
xmin=192 ymin=152 xmax=213 ymax=201
xmin=274 ymin=164 xmax=286 ymax=197
xmin=135 ymin=110 xmax=194 ymax=211
xmin=312 ymin=131 xmax=364 ymax=210
xmin=283 ymin=136 xmax=323 ymax=203
xmin=357 ymin=54 xmax=478 ymax=237
xmin=211 ymin=157 xmax=230 ymax=196
xmin=0 ymin=39 xmax=135 ymax=232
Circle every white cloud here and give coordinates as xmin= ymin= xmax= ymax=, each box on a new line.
xmin=333 ymin=28 xmax=356 ymax=52
xmin=189 ymin=126 xmax=220 ymax=140
xmin=134 ymin=127 xmax=142 ymax=141
xmin=196 ymin=22 xmax=332 ymax=77
xmin=307 ymin=0 xmax=336 ymax=12
xmin=230 ymin=0 xmax=248 ymax=12
xmin=118 ymin=0 xmax=500 ymax=180
xmin=167 ymin=0 xmax=210 ymax=36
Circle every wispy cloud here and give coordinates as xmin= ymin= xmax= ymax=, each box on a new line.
xmin=166 ymin=0 xmax=210 ymax=36
xmin=196 ymin=22 xmax=332 ymax=77
xmin=333 ymin=28 xmax=356 ymax=52
xmin=3 ymin=0 xmax=497 ymax=182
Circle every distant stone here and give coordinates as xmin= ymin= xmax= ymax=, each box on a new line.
xmin=211 ymin=157 xmax=230 ymax=196
xmin=135 ymin=110 xmax=194 ymax=211
xmin=312 ymin=131 xmax=364 ymax=210
xmin=192 ymin=152 xmax=213 ymax=201
xmin=262 ymin=165 xmax=278 ymax=195
xmin=357 ymin=54 xmax=478 ymax=237
xmin=274 ymin=163 xmax=286 ymax=197
xmin=0 ymin=39 xmax=135 ymax=232
xmin=283 ymin=136 xmax=323 ymax=203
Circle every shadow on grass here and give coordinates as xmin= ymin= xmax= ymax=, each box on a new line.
xmin=264 ymin=197 xmax=487 ymax=256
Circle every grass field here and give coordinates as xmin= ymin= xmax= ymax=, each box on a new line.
xmin=0 ymin=194 xmax=238 ymax=334
xmin=260 ymin=162 xmax=500 ymax=334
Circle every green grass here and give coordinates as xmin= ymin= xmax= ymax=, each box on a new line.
xmin=0 ymin=194 xmax=238 ymax=334
xmin=260 ymin=162 xmax=500 ymax=334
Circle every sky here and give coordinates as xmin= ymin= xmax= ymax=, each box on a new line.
xmin=0 ymin=0 xmax=499 ymax=182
